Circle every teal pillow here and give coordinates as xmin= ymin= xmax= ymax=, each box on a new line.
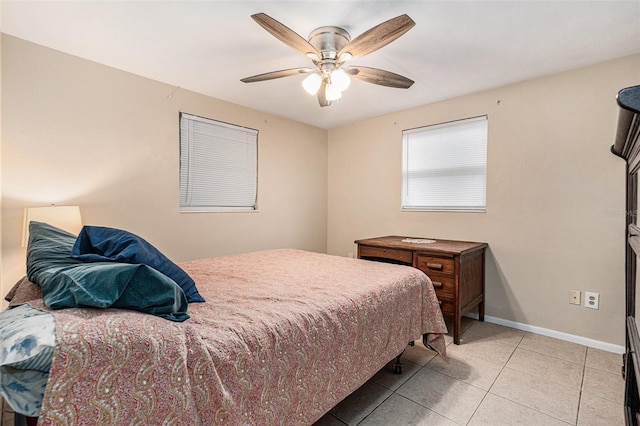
xmin=26 ymin=221 xmax=78 ymax=283
xmin=41 ymin=262 xmax=189 ymax=322
xmin=26 ymin=221 xmax=189 ymax=322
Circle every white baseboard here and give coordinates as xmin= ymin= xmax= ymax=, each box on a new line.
xmin=466 ymin=314 xmax=625 ymax=354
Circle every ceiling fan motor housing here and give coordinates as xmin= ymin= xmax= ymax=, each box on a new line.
xmin=308 ymin=26 xmax=351 ymax=61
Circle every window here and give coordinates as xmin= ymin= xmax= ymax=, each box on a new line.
xmin=179 ymin=113 xmax=258 ymax=212
xmin=402 ymin=116 xmax=487 ymax=212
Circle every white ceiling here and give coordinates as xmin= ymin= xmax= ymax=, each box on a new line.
xmin=1 ymin=1 xmax=639 ymax=129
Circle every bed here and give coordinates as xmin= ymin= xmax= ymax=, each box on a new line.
xmin=1 ymin=222 xmax=447 ymax=425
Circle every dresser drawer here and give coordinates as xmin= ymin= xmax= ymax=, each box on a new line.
xmin=416 ymin=255 xmax=455 ymax=275
xmin=359 ymin=246 xmax=413 ymax=264
xmin=438 ymin=298 xmax=455 ymax=317
xmin=427 ymin=274 xmax=455 ymax=297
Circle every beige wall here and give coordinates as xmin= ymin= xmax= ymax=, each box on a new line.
xmin=327 ymin=54 xmax=640 ymax=346
xmin=0 ymin=35 xmax=328 ymax=296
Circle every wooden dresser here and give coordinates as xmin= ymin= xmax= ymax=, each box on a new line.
xmin=355 ymin=235 xmax=488 ymax=344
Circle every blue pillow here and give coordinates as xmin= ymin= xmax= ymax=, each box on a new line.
xmin=71 ymin=226 xmax=204 ymax=303
xmin=25 ymin=221 xmax=189 ymax=321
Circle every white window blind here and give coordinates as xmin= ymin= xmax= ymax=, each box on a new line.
xmin=180 ymin=113 xmax=258 ymax=212
xmin=402 ymin=116 xmax=487 ymax=212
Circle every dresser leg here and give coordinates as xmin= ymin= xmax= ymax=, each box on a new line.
xmin=453 ymin=314 xmax=461 ymax=344
xmin=479 ymin=300 xmax=485 ymax=322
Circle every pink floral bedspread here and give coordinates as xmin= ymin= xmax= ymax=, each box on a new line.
xmin=35 ymin=249 xmax=446 ymax=425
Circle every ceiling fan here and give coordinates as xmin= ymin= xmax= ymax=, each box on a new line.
xmin=241 ymin=13 xmax=416 ymax=107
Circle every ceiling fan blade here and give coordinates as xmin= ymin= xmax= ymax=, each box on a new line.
xmin=318 ymin=80 xmax=331 ymax=107
xmin=241 ymin=67 xmax=315 ymax=83
xmin=251 ymin=13 xmax=320 ymax=60
xmin=338 ymin=14 xmax=415 ymax=60
xmin=346 ymin=66 xmax=414 ymax=89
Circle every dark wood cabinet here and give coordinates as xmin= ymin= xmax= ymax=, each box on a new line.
xmin=355 ymin=236 xmax=487 ymax=344
xmin=611 ymin=84 xmax=640 ymax=426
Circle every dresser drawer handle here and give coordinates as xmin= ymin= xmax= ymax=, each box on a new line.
xmin=432 ymin=281 xmax=443 ymax=289
xmin=426 ymin=262 xmax=443 ymax=270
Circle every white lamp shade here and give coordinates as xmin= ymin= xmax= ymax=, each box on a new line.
xmin=22 ymin=205 xmax=83 ymax=247
xmin=302 ymin=73 xmax=322 ymax=95
xmin=331 ymin=69 xmax=351 ymax=92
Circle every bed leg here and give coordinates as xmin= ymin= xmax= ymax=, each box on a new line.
xmin=394 ymin=350 xmax=405 ymax=374
xmin=422 ymin=333 xmax=436 ymax=351
xmin=394 ymin=340 xmax=418 ymax=374
xmin=14 ymin=413 xmax=37 ymax=426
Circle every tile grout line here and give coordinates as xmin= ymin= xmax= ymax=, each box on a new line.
xmin=352 ymin=354 xmax=430 ymax=426
xmin=463 ymin=331 xmax=526 ymax=425
xmin=383 ymin=363 xmax=470 ymax=425
xmin=353 ymin=372 xmax=405 ymax=426
xmin=353 ymin=389 xmax=396 ymax=426
xmin=481 ymin=331 xmax=580 ymax=425
xmin=398 ymin=322 xmax=518 ymax=425
xmin=397 ymin=322 xmax=524 ymax=425
xmin=359 ymin=324 xmax=478 ymax=425
xmin=574 ymin=347 xmax=589 ymax=426
xmin=316 ymin=340 xmax=444 ymax=425
xmin=464 ymin=389 xmax=490 ymax=425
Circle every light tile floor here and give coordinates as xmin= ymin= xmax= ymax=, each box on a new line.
xmin=314 ymin=318 xmax=625 ymax=426
xmin=0 ymin=319 xmax=625 ymax=425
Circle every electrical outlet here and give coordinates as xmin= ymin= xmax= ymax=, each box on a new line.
xmin=348 ymin=252 xmax=354 ymax=258
xmin=569 ymin=290 xmax=581 ymax=305
xmin=585 ymin=292 xmax=599 ymax=309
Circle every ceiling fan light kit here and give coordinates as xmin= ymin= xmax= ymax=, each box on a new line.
xmin=302 ymin=68 xmax=350 ymax=97
xmin=302 ymin=73 xmax=322 ymax=95
xmin=241 ymin=13 xmax=416 ymax=107
xmin=330 ymin=69 xmax=351 ymax=91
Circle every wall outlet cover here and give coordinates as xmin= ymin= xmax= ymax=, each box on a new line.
xmin=585 ymin=291 xmax=599 ymax=310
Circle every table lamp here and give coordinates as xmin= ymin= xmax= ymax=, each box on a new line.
xmin=22 ymin=205 xmax=83 ymax=247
